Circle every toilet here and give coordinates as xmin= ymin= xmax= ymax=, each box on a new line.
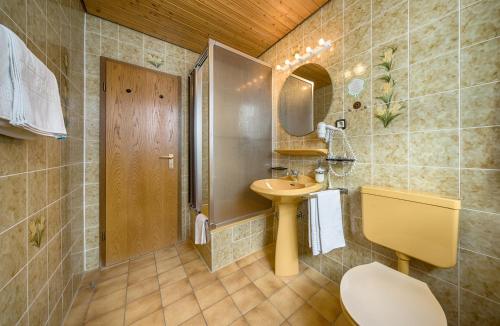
xmin=336 ymin=186 xmax=461 ymax=326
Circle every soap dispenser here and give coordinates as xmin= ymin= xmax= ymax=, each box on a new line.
xmin=314 ymin=160 xmax=325 ymax=184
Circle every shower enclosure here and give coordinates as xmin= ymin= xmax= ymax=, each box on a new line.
xmin=189 ymin=40 xmax=273 ymax=227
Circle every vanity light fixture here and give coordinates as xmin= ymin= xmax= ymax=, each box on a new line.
xmin=276 ymin=38 xmax=332 ymax=71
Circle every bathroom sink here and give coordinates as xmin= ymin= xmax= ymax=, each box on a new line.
xmin=250 ymin=175 xmax=323 ymax=202
xmin=250 ymin=175 xmax=323 ymax=277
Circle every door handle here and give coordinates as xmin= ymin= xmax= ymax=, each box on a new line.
xmin=159 ymin=154 xmax=174 ymax=169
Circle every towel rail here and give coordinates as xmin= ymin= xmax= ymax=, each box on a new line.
xmin=304 ymin=188 xmax=348 ymax=200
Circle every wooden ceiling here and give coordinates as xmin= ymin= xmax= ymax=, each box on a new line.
xmin=82 ymin=0 xmax=328 ymax=56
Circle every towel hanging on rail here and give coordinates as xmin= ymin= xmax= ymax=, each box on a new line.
xmin=0 ymin=24 xmax=67 ymax=139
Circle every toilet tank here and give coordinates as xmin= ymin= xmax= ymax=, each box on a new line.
xmin=361 ymin=186 xmax=460 ymax=268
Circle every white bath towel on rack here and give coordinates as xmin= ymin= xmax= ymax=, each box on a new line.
xmin=195 ymin=213 xmax=209 ymax=245
xmin=0 ymin=24 xmax=66 ymax=138
xmin=308 ymin=189 xmax=345 ymax=255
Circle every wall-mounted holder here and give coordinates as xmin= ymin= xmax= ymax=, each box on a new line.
xmin=335 ymin=119 xmax=346 ymax=130
xmin=28 ymin=215 xmax=46 ymax=248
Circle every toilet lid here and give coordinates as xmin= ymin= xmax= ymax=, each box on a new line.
xmin=340 ymin=262 xmax=446 ymax=326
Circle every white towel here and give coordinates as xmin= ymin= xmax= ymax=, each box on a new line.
xmin=308 ymin=190 xmax=345 ymax=255
xmin=0 ymin=24 xmax=67 ymax=138
xmin=195 ymin=213 xmax=209 ymax=245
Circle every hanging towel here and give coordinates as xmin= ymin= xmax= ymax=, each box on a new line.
xmin=0 ymin=24 xmax=67 ymax=138
xmin=195 ymin=213 xmax=209 ymax=245
xmin=308 ymin=189 xmax=345 ymax=255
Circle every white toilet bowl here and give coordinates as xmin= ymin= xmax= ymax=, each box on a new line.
xmin=336 ymin=262 xmax=446 ymax=326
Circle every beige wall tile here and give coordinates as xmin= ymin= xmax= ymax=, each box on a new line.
xmin=409 ymin=166 xmax=459 ymax=197
xmin=410 ymin=130 xmax=459 ymax=167
xmin=0 ymin=136 xmax=26 ymax=176
xmin=460 ymin=249 xmax=500 ymax=301
xmin=0 ymin=267 xmax=27 ymax=326
xmin=461 ymin=0 xmax=500 ymax=47
xmin=409 ymin=0 xmax=458 ymax=28
xmin=101 ymin=19 xmax=118 ymax=39
xmin=344 ymin=24 xmax=371 ymax=56
xmin=461 ymin=82 xmax=499 ymax=128
xmin=372 ymin=2 xmax=407 ymax=46
xmin=28 ymin=246 xmax=47 ymax=304
xmin=460 ymin=209 xmax=500 ymax=258
xmin=461 ymin=37 xmax=499 ymax=87
xmin=27 ymin=137 xmax=46 ymax=171
xmin=410 ymin=53 xmax=458 ymax=97
xmin=461 ymin=169 xmax=500 ymax=213
xmin=409 ymin=90 xmax=458 ymax=131
xmin=0 ymin=221 xmax=27 ymax=289
xmin=460 ymin=289 xmax=500 ymax=325
xmin=410 ymin=13 xmax=458 ymax=64
xmin=344 ymin=1 xmax=370 ymax=33
xmin=0 ymin=174 xmax=27 ymax=233
xmin=373 ymin=164 xmax=408 ymax=188
xmin=374 ymin=133 xmax=408 ymax=164
xmin=461 ymin=126 xmax=499 ymax=169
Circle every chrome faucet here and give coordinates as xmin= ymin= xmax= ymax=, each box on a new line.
xmin=289 ymin=169 xmax=299 ymax=181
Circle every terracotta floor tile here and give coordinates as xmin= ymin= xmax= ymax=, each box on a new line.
xmin=253 ymin=272 xmax=285 ymax=298
xmin=158 ymin=265 xmax=187 ymax=287
xmin=179 ymin=250 xmax=200 ymax=264
xmin=194 ymin=279 xmax=228 ymax=310
xmin=155 ymin=247 xmax=178 ymax=261
xmin=241 ymin=261 xmax=268 ymax=281
xmin=231 ymin=284 xmax=266 ymax=314
xmin=269 ymin=287 xmax=304 ymax=319
xmin=288 ymin=275 xmax=320 ymax=300
xmin=65 ymin=303 xmax=89 ymax=326
xmin=303 ymin=268 xmax=330 ymax=287
xmin=99 ymin=263 xmax=129 ymax=282
xmin=220 ymin=270 xmax=251 ymax=294
xmin=244 ymin=300 xmax=284 ymax=326
xmin=156 ymin=256 xmax=182 ymax=274
xmin=323 ymin=281 xmax=340 ymax=297
xmin=85 ymin=307 xmax=125 ymax=326
xmin=287 ymin=304 xmax=329 ymax=326
xmin=163 ymin=294 xmax=200 ymax=326
xmin=125 ymin=291 xmax=162 ymax=325
xmin=93 ymin=274 xmax=128 ymax=300
xmin=202 ymin=297 xmax=241 ymax=326
xmin=189 ymin=270 xmax=217 ymax=290
xmin=180 ymin=313 xmax=206 ymax=326
xmin=128 ymin=264 xmax=157 ymax=285
xmin=72 ymin=287 xmax=94 ymax=307
xmin=127 ymin=275 xmax=159 ymax=303
xmin=160 ymin=278 xmax=193 ymax=307
xmin=257 ymin=257 xmax=274 ymax=271
xmin=184 ymin=259 xmax=208 ymax=276
xmin=129 ymin=254 xmax=155 ymax=272
xmin=129 ymin=309 xmax=164 ymax=326
xmin=176 ymin=242 xmax=196 ymax=255
xmin=86 ymin=288 xmax=126 ymax=321
xmin=236 ymin=254 xmax=259 ymax=268
xmin=230 ymin=317 xmax=249 ymax=326
xmin=308 ymin=289 xmax=342 ymax=322
xmin=216 ymin=263 xmax=240 ymax=279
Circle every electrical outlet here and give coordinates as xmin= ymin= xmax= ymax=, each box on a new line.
xmin=335 ymin=119 xmax=346 ymax=129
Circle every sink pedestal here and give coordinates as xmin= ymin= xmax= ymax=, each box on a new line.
xmin=275 ymin=202 xmax=300 ymax=276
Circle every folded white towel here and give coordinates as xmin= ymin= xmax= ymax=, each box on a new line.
xmin=0 ymin=24 xmax=67 ymax=138
xmin=308 ymin=190 xmax=345 ymax=255
xmin=195 ymin=213 xmax=209 ymax=245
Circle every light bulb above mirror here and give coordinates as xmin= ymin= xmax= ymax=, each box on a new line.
xmin=276 ymin=38 xmax=332 ymax=72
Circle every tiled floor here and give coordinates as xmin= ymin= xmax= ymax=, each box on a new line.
xmin=64 ymin=242 xmax=343 ymax=326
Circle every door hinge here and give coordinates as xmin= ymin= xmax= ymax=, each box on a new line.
xmin=102 ymin=81 xmax=106 ymax=92
xmin=100 ymin=231 xmax=106 ymax=241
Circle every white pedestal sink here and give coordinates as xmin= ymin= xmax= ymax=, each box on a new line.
xmin=250 ymin=176 xmax=323 ymax=276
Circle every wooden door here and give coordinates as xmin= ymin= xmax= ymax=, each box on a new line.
xmin=100 ymin=58 xmax=180 ymax=266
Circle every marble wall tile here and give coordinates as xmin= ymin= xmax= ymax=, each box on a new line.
xmin=460 ymin=0 xmax=500 ymax=47
xmin=0 ymin=136 xmax=26 ymax=176
xmin=460 ymin=289 xmax=500 ymax=325
xmin=344 ymin=24 xmax=371 ymax=57
xmin=373 ymin=0 xmax=406 ymax=18
xmin=320 ymin=256 xmax=343 ymax=283
xmin=410 ymin=53 xmax=458 ymax=97
xmin=409 ymin=0 xmax=458 ymax=29
xmin=47 ymin=201 xmax=61 ymax=240
xmin=372 ymin=2 xmax=408 ymax=46
xmin=460 ymin=169 xmax=500 ymax=213
xmin=0 ymin=267 xmax=27 ymax=326
xmin=0 ymin=174 xmax=27 ymax=233
xmin=460 ymin=249 xmax=500 ymax=301
xmin=48 ymin=233 xmax=62 ymax=277
xmin=373 ymin=133 xmax=408 ymax=164
xmin=342 ymin=240 xmax=371 ymax=269
xmin=461 ymin=82 xmax=499 ymax=128
xmin=0 ymin=221 xmax=27 ymax=290
xmin=28 ymin=137 xmax=47 ymax=171
xmin=321 ymin=0 xmax=343 ymax=22
xmin=460 ymin=209 xmax=499 ymax=258
xmin=101 ymin=19 xmax=118 ymax=39
xmin=461 ymin=127 xmax=499 ymax=169
xmin=410 ymin=12 xmax=458 ymax=64
xmin=118 ymin=25 xmax=143 ymax=46
xmin=344 ymin=0 xmax=371 ymax=33
xmin=409 ymin=166 xmax=459 ymax=197
xmin=29 ymin=286 xmax=48 ymax=326
xmin=410 ymin=130 xmax=459 ymax=167
xmin=28 ymin=246 xmax=47 ymax=304
xmin=461 ymin=37 xmax=499 ymax=87
xmin=409 ymin=90 xmax=459 ymax=131
xmin=373 ymin=164 xmax=408 ymax=188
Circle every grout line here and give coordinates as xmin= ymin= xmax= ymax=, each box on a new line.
xmin=407 ymin=0 xmax=411 ymax=191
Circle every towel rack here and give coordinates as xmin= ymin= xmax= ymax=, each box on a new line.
xmin=304 ymin=188 xmax=348 ymax=200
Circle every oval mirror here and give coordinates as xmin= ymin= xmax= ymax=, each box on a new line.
xmin=278 ymin=63 xmax=333 ymax=136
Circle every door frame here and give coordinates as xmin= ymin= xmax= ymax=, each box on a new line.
xmin=99 ymin=57 xmax=182 ymax=267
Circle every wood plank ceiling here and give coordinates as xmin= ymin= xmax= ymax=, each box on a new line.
xmin=82 ymin=0 xmax=329 ymax=57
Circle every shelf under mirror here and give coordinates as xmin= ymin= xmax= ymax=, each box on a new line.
xmin=274 ymin=148 xmax=328 ymax=156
